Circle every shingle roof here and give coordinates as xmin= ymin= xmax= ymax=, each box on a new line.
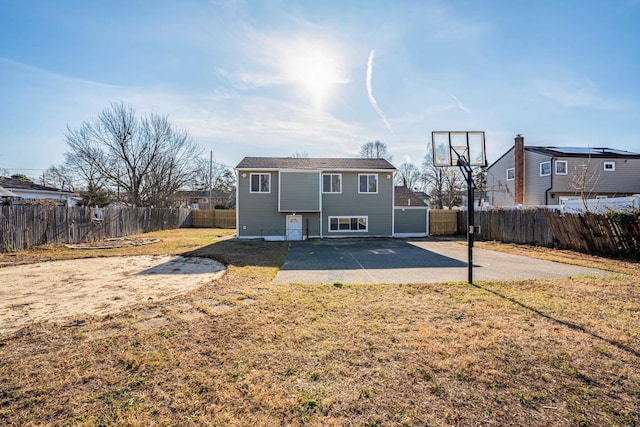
xmin=236 ymin=157 xmax=396 ymax=170
xmin=394 ymin=186 xmax=428 ymax=207
xmin=0 ymin=177 xmax=69 ymax=193
xmin=525 ymin=146 xmax=640 ymax=158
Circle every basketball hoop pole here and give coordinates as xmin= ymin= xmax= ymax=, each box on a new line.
xmin=451 ymin=145 xmax=476 ymax=285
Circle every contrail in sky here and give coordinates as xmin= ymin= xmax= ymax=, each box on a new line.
xmin=451 ymin=94 xmax=470 ymax=113
xmin=366 ymin=50 xmax=393 ymax=134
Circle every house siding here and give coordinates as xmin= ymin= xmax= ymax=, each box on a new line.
xmin=237 ymin=171 xmax=283 ymax=238
xmin=322 ymin=172 xmax=393 ymax=236
xmin=279 ymin=171 xmax=320 ymax=212
xmin=487 ymin=147 xmax=515 ymax=206
xmin=524 ymin=150 xmax=552 ymax=205
xmin=550 ymin=157 xmax=640 ymax=196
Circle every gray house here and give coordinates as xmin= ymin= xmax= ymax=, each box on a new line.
xmin=487 ymin=135 xmax=640 ymax=206
xmin=236 ymin=157 xmax=429 ymax=240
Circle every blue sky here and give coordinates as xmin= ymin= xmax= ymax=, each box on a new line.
xmin=1 ymin=0 xmax=639 ymax=177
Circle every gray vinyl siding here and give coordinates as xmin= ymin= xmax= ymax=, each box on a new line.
xmin=550 ymin=157 xmax=640 ymax=195
xmin=394 ymin=208 xmax=428 ymax=234
xmin=279 ymin=171 xmax=320 ymax=212
xmin=487 ymin=147 xmax=515 ymax=206
xmin=237 ymin=171 xmax=283 ymax=238
xmin=322 ymin=172 xmax=393 ymax=236
xmin=524 ymin=151 xmax=552 ymax=205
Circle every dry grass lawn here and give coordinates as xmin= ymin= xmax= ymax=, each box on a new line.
xmin=0 ymin=231 xmax=639 ymax=426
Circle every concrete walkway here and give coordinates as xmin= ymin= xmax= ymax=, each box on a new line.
xmin=273 ymin=239 xmax=609 ymax=284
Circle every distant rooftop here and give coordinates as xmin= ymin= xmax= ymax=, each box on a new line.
xmin=526 ymin=146 xmax=640 ymax=158
xmin=0 ymin=176 xmax=70 ymax=193
xmin=236 ymin=157 xmax=396 ymax=170
xmin=394 ymin=186 xmax=428 ymax=207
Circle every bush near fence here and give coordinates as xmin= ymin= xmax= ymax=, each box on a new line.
xmin=457 ymin=209 xmax=640 ymax=259
xmin=0 ymin=205 xmax=192 ymax=252
xmin=191 ymin=209 xmax=236 ymax=228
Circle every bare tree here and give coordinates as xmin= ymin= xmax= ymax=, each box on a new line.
xmin=570 ymin=157 xmax=601 ymax=211
xmin=42 ymin=165 xmax=78 ymax=192
xmin=422 ymin=144 xmax=464 ymax=209
xmin=65 ymin=102 xmax=201 ymax=206
xmin=360 ymin=141 xmax=392 ymax=161
xmin=191 ymin=158 xmax=236 ymax=192
xmin=291 ymin=151 xmax=309 ymax=158
xmin=395 ymin=162 xmax=422 ymax=189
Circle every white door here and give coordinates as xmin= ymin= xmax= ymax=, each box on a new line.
xmin=286 ymin=215 xmax=303 ymax=241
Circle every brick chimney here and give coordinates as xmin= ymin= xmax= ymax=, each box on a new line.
xmin=514 ymin=135 xmax=524 ymax=205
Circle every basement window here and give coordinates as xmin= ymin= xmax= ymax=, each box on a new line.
xmin=329 ymin=216 xmax=368 ymax=232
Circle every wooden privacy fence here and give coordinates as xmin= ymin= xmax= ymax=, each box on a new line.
xmin=457 ymin=209 xmax=640 ymax=259
xmin=0 ymin=205 xmax=192 ymax=252
xmin=429 ymin=209 xmax=459 ymax=235
xmin=458 ymin=209 xmax=553 ymax=245
xmin=191 ymin=209 xmax=236 ymax=228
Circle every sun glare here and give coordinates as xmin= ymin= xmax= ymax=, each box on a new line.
xmin=285 ymin=43 xmax=345 ymax=108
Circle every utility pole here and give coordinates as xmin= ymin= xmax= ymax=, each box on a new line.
xmin=209 ymin=151 xmax=213 ymax=210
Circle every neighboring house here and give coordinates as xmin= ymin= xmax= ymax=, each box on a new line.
xmin=487 ymin=135 xmax=640 ymax=206
xmin=235 ymin=157 xmax=405 ymax=240
xmin=173 ymin=189 xmax=235 ymax=209
xmin=0 ymin=177 xmax=77 ymax=205
xmin=394 ymin=186 xmax=429 ymax=237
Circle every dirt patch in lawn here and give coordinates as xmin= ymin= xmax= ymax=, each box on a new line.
xmin=65 ymin=237 xmax=160 ymax=249
xmin=0 ymin=255 xmax=225 ymax=335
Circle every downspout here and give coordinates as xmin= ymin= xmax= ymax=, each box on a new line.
xmin=235 ymin=169 xmax=240 ymax=237
xmin=391 ymin=171 xmax=395 ymax=237
xmin=319 ymin=171 xmax=323 ymax=239
xmin=544 ymin=157 xmax=554 ymax=205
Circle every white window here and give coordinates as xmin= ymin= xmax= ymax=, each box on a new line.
xmin=250 ymin=173 xmax=270 ymax=193
xmin=358 ymin=174 xmax=378 ymax=193
xmin=540 ymin=161 xmax=551 ymax=177
xmin=322 ymin=174 xmax=342 ymax=193
xmin=555 ymin=161 xmax=568 ymax=175
xmin=506 ymin=168 xmax=515 ymax=181
xmin=329 ymin=216 xmax=368 ymax=232
xmin=604 ymin=161 xmax=615 ymax=171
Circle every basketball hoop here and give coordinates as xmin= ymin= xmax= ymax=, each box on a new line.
xmin=431 ymin=131 xmax=487 ymax=285
xmin=432 ymin=131 xmax=486 ymax=168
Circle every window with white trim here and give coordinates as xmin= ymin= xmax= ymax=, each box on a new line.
xmin=506 ymin=168 xmax=515 ymax=181
xmin=358 ymin=174 xmax=378 ymax=193
xmin=540 ymin=161 xmax=551 ymax=177
xmin=250 ymin=173 xmax=270 ymax=193
xmin=322 ymin=174 xmax=342 ymax=193
xmin=329 ymin=216 xmax=368 ymax=232
xmin=604 ymin=161 xmax=615 ymax=171
xmin=555 ymin=160 xmax=567 ymax=175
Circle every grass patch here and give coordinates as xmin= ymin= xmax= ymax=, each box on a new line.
xmin=0 ymin=232 xmax=639 ymax=425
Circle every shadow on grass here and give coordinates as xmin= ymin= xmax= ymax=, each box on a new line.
xmin=183 ymin=238 xmax=289 ymax=268
xmin=471 ymin=282 xmax=640 ymax=359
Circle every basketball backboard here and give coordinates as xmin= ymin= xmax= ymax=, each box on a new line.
xmin=432 ymin=131 xmax=487 ymax=167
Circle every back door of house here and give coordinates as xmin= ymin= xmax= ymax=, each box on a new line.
xmin=286 ymin=215 xmax=303 ymax=241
